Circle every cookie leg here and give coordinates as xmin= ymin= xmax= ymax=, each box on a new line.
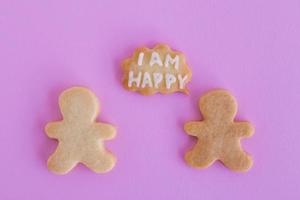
xmin=82 ymin=151 xmax=116 ymax=173
xmin=47 ymin=148 xmax=77 ymax=175
xmin=220 ymin=150 xmax=253 ymax=172
xmin=185 ymin=141 xmax=216 ymax=169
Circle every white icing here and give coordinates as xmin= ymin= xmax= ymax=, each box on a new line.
xmin=153 ymin=73 xmax=163 ymax=88
xmin=164 ymin=54 xmax=179 ymax=70
xmin=150 ymin=51 xmax=163 ymax=67
xmin=141 ymin=72 xmax=153 ymax=88
xmin=128 ymin=70 xmax=142 ymax=87
xmin=137 ymin=52 xmax=144 ymax=66
xmin=165 ymin=73 xmax=176 ymax=89
xmin=127 ymin=50 xmax=189 ymax=92
xmin=128 ymin=71 xmax=189 ymax=90
xmin=177 ymin=74 xmax=188 ymax=89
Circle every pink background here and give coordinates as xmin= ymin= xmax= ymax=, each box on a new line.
xmin=0 ymin=0 xmax=300 ymax=199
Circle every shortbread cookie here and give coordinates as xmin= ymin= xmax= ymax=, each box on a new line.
xmin=121 ymin=44 xmax=192 ymax=95
xmin=184 ymin=89 xmax=254 ymax=172
xmin=45 ymin=87 xmax=116 ymax=174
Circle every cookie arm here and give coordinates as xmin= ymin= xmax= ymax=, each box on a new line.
xmin=231 ymin=122 xmax=254 ymax=137
xmin=93 ymin=123 xmax=116 ymax=140
xmin=45 ymin=122 xmax=63 ymax=139
xmin=184 ymin=121 xmax=205 ymax=137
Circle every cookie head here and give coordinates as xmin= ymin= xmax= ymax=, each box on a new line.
xmin=199 ymin=90 xmax=237 ymax=122
xmin=59 ymin=87 xmax=99 ymax=122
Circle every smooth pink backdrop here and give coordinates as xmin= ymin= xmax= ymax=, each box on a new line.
xmin=0 ymin=0 xmax=299 ymax=199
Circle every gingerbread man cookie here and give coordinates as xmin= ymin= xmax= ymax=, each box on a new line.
xmin=45 ymin=87 xmax=116 ymax=174
xmin=184 ymin=89 xmax=254 ymax=172
xmin=121 ymin=44 xmax=192 ymax=95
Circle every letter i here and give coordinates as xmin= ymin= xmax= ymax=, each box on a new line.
xmin=137 ymin=52 xmax=144 ymax=66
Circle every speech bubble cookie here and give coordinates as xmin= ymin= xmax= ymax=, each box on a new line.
xmin=121 ymin=44 xmax=192 ymax=95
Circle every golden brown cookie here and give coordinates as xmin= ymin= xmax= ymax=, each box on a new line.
xmin=45 ymin=87 xmax=116 ymax=175
xmin=184 ymin=89 xmax=254 ymax=172
xmin=121 ymin=44 xmax=192 ymax=95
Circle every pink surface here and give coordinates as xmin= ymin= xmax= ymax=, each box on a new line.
xmin=0 ymin=0 xmax=300 ymax=199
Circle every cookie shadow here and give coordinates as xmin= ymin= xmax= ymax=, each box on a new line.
xmin=176 ymin=117 xmax=195 ymax=160
xmin=35 ymin=85 xmax=63 ymax=169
